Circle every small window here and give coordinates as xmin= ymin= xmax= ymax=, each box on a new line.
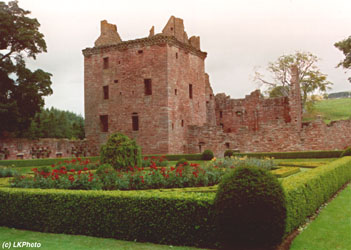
xmin=100 ymin=115 xmax=108 ymax=132
xmin=103 ymin=57 xmax=109 ymax=69
xmin=132 ymin=113 xmax=139 ymax=131
xmin=172 ymin=123 xmax=174 ymax=130
xmin=144 ymin=79 xmax=152 ymax=95
xmin=220 ymin=123 xmax=224 ymax=128
xmin=175 ymin=89 xmax=177 ymax=95
xmin=225 ymin=142 xmax=230 ymax=149
xmin=103 ymin=86 xmax=109 ymax=99
xmin=114 ymin=79 xmax=119 ymax=83
xmin=189 ymin=84 xmax=193 ymax=99
xmin=176 ymin=52 xmax=178 ymax=59
xmin=138 ymin=50 xmax=143 ymax=54
xmin=219 ymin=111 xmax=223 ymax=118
xmin=181 ymin=120 xmax=184 ymax=127
xmin=210 ymin=94 xmax=213 ymax=99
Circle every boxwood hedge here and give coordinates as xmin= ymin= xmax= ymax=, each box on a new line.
xmin=0 ymin=188 xmax=216 ymax=248
xmin=233 ymin=150 xmax=343 ymax=159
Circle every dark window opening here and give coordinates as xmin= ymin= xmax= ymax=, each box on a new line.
xmin=170 ymin=27 xmax=173 ymax=31
xmin=175 ymin=89 xmax=177 ymax=95
xmin=132 ymin=91 xmax=134 ymax=95
xmin=118 ymin=61 xmax=121 ymax=64
xmin=103 ymin=57 xmax=109 ymax=69
xmin=220 ymin=111 xmax=223 ymax=118
xmin=181 ymin=120 xmax=184 ymax=127
xmin=138 ymin=50 xmax=143 ymax=54
xmin=144 ymin=79 xmax=152 ymax=95
xmin=114 ymin=79 xmax=119 ymax=83
xmin=220 ymin=123 xmax=224 ymax=128
xmin=210 ymin=94 xmax=213 ymax=99
xmin=132 ymin=113 xmax=139 ymax=131
xmin=103 ymin=86 xmax=109 ymax=99
xmin=189 ymin=84 xmax=193 ymax=99
xmin=225 ymin=142 xmax=230 ymax=149
xmin=176 ymin=52 xmax=178 ymax=59
xmin=100 ymin=115 xmax=108 ymax=132
xmin=172 ymin=123 xmax=174 ymax=130
xmin=119 ymin=92 xmax=122 ymax=95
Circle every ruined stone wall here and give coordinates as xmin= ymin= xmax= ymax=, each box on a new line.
xmin=0 ymin=138 xmax=97 ymax=160
xmin=215 ymin=90 xmax=291 ymax=133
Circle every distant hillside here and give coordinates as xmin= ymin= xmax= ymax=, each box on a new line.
xmin=328 ymin=91 xmax=351 ymax=99
xmin=303 ymin=98 xmax=351 ymax=123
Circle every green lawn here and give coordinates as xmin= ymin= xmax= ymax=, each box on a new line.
xmin=290 ymin=183 xmax=351 ymax=250
xmin=304 ymin=98 xmax=351 ymax=123
xmin=0 ymin=227 xmax=207 ymax=250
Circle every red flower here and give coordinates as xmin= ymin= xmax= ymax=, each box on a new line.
xmin=51 ymin=164 xmax=55 ymax=168
xmin=31 ymin=168 xmax=38 ymax=172
xmin=55 ymin=175 xmax=59 ymax=180
xmin=192 ymin=171 xmax=198 ymax=178
xmin=78 ymin=170 xmax=82 ymax=175
xmin=68 ymin=175 xmax=75 ymax=182
xmin=139 ymin=176 xmax=144 ymax=183
xmin=88 ymin=177 xmax=93 ymax=182
xmin=83 ymin=167 xmax=88 ymax=171
xmin=60 ymin=166 xmax=66 ymax=170
xmin=170 ymin=166 xmax=175 ymax=171
xmin=143 ymin=156 xmax=148 ymax=160
xmin=69 ymin=169 xmax=75 ymax=172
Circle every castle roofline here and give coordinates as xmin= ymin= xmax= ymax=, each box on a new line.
xmin=82 ymin=34 xmax=207 ymax=59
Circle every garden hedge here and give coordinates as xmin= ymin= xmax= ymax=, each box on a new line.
xmin=0 ymin=188 xmax=216 ymax=248
xmin=233 ymin=150 xmax=343 ymax=159
xmin=143 ymin=154 xmax=203 ymax=161
xmin=0 ymin=156 xmax=99 ymax=168
xmin=282 ymin=156 xmax=351 ymax=234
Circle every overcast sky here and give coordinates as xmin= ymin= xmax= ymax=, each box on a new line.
xmin=14 ymin=0 xmax=351 ymax=116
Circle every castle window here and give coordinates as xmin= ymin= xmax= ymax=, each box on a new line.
xmin=100 ymin=115 xmax=108 ymax=132
xmin=220 ymin=123 xmax=224 ymax=128
xmin=225 ymin=142 xmax=230 ymax=149
xmin=175 ymin=89 xmax=177 ymax=95
xmin=138 ymin=50 xmax=143 ymax=54
xmin=114 ymin=79 xmax=119 ymax=83
xmin=181 ymin=120 xmax=184 ymax=127
xmin=103 ymin=57 xmax=109 ymax=69
xmin=210 ymin=94 xmax=213 ymax=99
xmin=176 ymin=52 xmax=178 ymax=59
xmin=172 ymin=123 xmax=174 ymax=130
xmin=189 ymin=84 xmax=193 ymax=99
xmin=132 ymin=113 xmax=139 ymax=131
xmin=103 ymin=86 xmax=109 ymax=99
xmin=144 ymin=79 xmax=152 ymax=95
xmin=220 ymin=111 xmax=223 ymax=118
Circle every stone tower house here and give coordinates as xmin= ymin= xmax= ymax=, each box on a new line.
xmin=82 ymin=16 xmax=212 ymax=154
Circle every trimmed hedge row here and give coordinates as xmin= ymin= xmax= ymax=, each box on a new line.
xmin=282 ymin=156 xmax=351 ymax=234
xmin=143 ymin=154 xmax=203 ymax=161
xmin=271 ymin=167 xmax=301 ymax=178
xmin=232 ymin=150 xmax=343 ymax=159
xmin=0 ymin=156 xmax=100 ymax=168
xmin=0 ymin=188 xmax=216 ymax=248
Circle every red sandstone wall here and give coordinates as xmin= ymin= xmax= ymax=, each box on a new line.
xmin=0 ymin=138 xmax=96 ymax=160
xmin=187 ymin=119 xmax=351 ymax=157
xmin=215 ymin=90 xmax=291 ymax=133
xmin=84 ymin=42 xmax=170 ymax=154
xmin=167 ymin=45 xmax=207 ymax=154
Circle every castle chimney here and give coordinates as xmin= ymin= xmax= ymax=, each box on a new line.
xmin=289 ymin=65 xmax=302 ymax=131
xmin=94 ymin=20 xmax=122 ymax=47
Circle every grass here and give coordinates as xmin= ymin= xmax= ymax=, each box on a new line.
xmin=303 ymin=98 xmax=351 ymax=123
xmin=0 ymin=227 xmax=207 ymax=250
xmin=290 ymin=183 xmax=351 ymax=250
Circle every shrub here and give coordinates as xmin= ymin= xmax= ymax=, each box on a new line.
xmin=100 ymin=133 xmax=142 ymax=170
xmin=176 ymin=158 xmax=188 ymax=167
xmin=0 ymin=188 xmax=216 ymax=248
xmin=340 ymin=147 xmax=351 ymax=157
xmin=232 ymin=150 xmax=343 ymax=159
xmin=202 ymin=150 xmax=214 ymax=161
xmin=0 ymin=167 xmax=18 ymax=178
xmin=96 ymin=164 xmax=114 ymax=175
xmin=214 ymin=166 xmax=286 ymax=248
xmin=224 ymin=150 xmax=234 ymax=158
xmin=142 ymin=156 xmax=168 ymax=167
xmin=206 ymin=156 xmax=276 ymax=170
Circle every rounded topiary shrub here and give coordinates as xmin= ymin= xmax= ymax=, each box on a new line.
xmin=214 ymin=166 xmax=286 ymax=248
xmin=202 ymin=149 xmax=214 ymax=160
xmin=100 ymin=132 xmax=142 ymax=170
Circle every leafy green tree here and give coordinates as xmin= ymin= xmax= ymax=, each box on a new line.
xmin=334 ymin=36 xmax=351 ymax=83
xmin=0 ymin=0 xmax=52 ymax=136
xmin=254 ymin=51 xmax=333 ymax=107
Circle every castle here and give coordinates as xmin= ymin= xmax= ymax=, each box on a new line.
xmin=82 ymin=16 xmax=351 ymax=156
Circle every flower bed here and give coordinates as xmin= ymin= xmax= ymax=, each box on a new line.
xmin=10 ymin=156 xmax=276 ymax=191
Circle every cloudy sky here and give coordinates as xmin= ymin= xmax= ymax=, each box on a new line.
xmin=15 ymin=0 xmax=351 ymax=116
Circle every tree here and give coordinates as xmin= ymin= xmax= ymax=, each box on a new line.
xmin=334 ymin=36 xmax=351 ymax=83
xmin=0 ymin=1 xmax=52 ymax=137
xmin=254 ymin=51 xmax=332 ymax=107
